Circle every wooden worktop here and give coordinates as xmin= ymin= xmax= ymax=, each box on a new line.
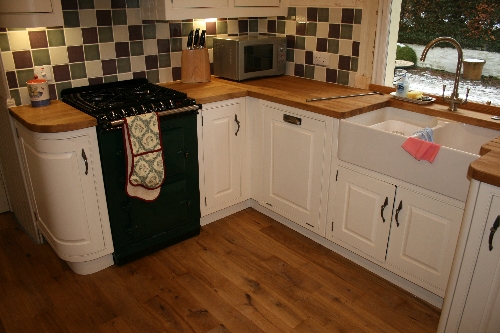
xmin=8 ymin=75 xmax=500 ymax=187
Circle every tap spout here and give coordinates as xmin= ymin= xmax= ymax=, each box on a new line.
xmin=420 ymin=37 xmax=466 ymax=111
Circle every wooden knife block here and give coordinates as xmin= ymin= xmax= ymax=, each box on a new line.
xmin=181 ymin=48 xmax=211 ymax=83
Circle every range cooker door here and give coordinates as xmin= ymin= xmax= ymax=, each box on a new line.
xmin=98 ymin=113 xmax=200 ymax=264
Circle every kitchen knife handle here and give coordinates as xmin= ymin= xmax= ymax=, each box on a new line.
xmin=234 ymin=114 xmax=240 ymax=136
xmin=199 ymin=30 xmax=206 ymax=48
xmin=187 ymin=30 xmax=193 ymax=49
xmin=193 ymin=28 xmax=200 ymax=48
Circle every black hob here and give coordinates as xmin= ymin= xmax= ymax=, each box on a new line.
xmin=61 ymin=78 xmax=199 ymax=131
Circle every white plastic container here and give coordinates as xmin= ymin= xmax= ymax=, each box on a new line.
xmin=395 ymin=74 xmax=410 ymax=97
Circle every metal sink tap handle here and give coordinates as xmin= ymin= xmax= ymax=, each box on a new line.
xmin=442 ymin=84 xmax=446 ymax=99
xmin=464 ymin=87 xmax=470 ymax=104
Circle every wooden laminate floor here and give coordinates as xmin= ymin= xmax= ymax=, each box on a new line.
xmin=0 ymin=208 xmax=440 ymax=333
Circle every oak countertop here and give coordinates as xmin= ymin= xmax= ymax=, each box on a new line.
xmin=8 ymin=75 xmax=500 ymax=187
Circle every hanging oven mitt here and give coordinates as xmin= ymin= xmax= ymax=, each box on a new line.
xmin=123 ymin=113 xmax=165 ymax=201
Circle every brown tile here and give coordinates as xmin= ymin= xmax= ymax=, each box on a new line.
xmin=352 ymin=41 xmax=360 ymax=57
xmin=307 ymin=7 xmax=318 ymax=22
xmin=6 ymin=71 xmax=18 ymax=88
xmin=89 ymin=77 xmax=104 ymax=85
xmin=238 ymin=20 xmax=248 ymax=33
xmin=329 ymin=24 xmax=340 ymax=39
xmin=326 ymin=68 xmax=337 ymax=83
xmin=128 ymin=25 xmax=143 ymax=41
xmin=28 ymin=31 xmax=48 ymax=49
xmin=111 ymin=0 xmax=127 ymax=8
xmin=115 ymin=42 xmax=130 ymax=57
xmin=145 ymin=55 xmax=158 ymax=70
xmin=133 ymin=71 xmax=147 ymax=79
xmin=13 ymin=51 xmax=33 ymax=69
xmin=96 ymin=10 xmax=113 ymax=26
xmin=338 ymin=55 xmax=351 ymax=71
xmin=286 ymin=35 xmax=295 ymax=48
xmin=206 ymin=21 xmax=216 ymax=35
xmin=170 ymin=23 xmax=181 ymax=37
xmin=267 ymin=20 xmax=277 ymax=33
xmin=342 ymin=8 xmax=355 ymax=24
xmin=305 ymin=51 xmax=313 ymax=65
xmin=53 ymin=64 xmax=71 ymax=82
xmin=296 ymin=22 xmax=306 ymax=36
xmin=67 ymin=45 xmax=85 ymax=63
xmin=157 ymin=39 xmax=169 ymax=54
xmin=48 ymin=83 xmax=57 ymax=100
xmin=101 ymin=59 xmax=117 ymax=75
xmin=172 ymin=67 xmax=181 ymax=81
xmin=316 ymin=38 xmax=327 ymax=52
xmin=294 ymin=64 xmax=304 ymax=77
xmin=82 ymin=27 xmax=99 ymax=44
xmin=61 ymin=0 xmax=78 ymax=10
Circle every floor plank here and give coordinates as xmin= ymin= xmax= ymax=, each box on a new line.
xmin=0 ymin=209 xmax=440 ymax=332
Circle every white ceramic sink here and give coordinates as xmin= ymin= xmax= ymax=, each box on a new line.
xmin=338 ymin=107 xmax=500 ymax=202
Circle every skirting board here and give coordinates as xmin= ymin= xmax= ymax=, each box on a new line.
xmin=201 ymin=199 xmax=444 ymax=309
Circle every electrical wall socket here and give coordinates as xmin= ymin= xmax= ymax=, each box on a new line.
xmin=34 ymin=65 xmax=53 ymax=82
xmin=313 ymin=52 xmax=330 ymax=67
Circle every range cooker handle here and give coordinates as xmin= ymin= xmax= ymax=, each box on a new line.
xmin=81 ymin=149 xmax=88 ymax=175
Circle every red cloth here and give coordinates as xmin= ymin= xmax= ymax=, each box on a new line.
xmin=402 ymin=137 xmax=441 ymax=163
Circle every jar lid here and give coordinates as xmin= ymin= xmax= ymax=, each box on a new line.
xmin=27 ymin=75 xmax=47 ymax=84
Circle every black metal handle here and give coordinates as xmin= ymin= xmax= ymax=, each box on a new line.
xmin=234 ymin=114 xmax=240 ymax=136
xmin=283 ymin=114 xmax=301 ymax=125
xmin=395 ymin=200 xmax=403 ymax=227
xmin=489 ymin=215 xmax=500 ymax=251
xmin=381 ymin=197 xmax=388 ymax=223
xmin=81 ymin=149 xmax=88 ymax=175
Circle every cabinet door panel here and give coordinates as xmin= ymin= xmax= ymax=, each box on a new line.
xmin=386 ymin=188 xmax=463 ymax=294
xmin=331 ymin=167 xmax=394 ymax=262
xmin=234 ymin=0 xmax=280 ymax=7
xmin=202 ymin=101 xmax=244 ymax=212
xmin=459 ymin=194 xmax=500 ymax=332
xmin=0 ymin=0 xmax=53 ymax=14
xmin=18 ymin=132 xmax=105 ymax=257
xmin=172 ymin=0 xmax=228 ymax=8
xmin=262 ymin=106 xmax=327 ymax=233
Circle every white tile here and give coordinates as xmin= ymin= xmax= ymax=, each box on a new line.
xmin=130 ymin=55 xmax=146 ymax=72
xmin=208 ymin=48 xmax=213 ymax=62
xmin=156 ymin=23 xmax=170 ymax=39
xmin=170 ymin=52 xmax=182 ymax=67
xmin=294 ymin=49 xmax=305 ymax=64
xmin=1 ymin=52 xmax=15 ymax=71
xmin=118 ymin=72 xmax=133 ymax=81
xmin=193 ymin=20 xmax=206 ymax=31
xmin=295 ymin=7 xmax=307 ymax=23
xmin=64 ymin=28 xmax=83 ymax=46
xmin=113 ymin=26 xmax=129 ymax=42
xmin=227 ymin=20 xmax=238 ymax=35
xmin=285 ymin=20 xmax=296 ymax=35
xmin=330 ymin=8 xmax=342 ymax=23
xmin=126 ymin=9 xmax=142 ymax=25
xmin=8 ymin=31 xmax=30 ymax=51
xmin=158 ymin=68 xmax=173 ymax=83
xmin=314 ymin=66 xmax=326 ymax=82
xmin=339 ymin=39 xmax=353 ymax=56
xmin=329 ymin=54 xmax=339 ymax=69
xmin=49 ymin=47 xmax=69 ymax=65
xmin=94 ymin=0 xmax=111 ymax=9
xmin=19 ymin=87 xmax=30 ymax=106
xmin=349 ymin=71 xmax=356 ymax=87
xmin=71 ymin=78 xmax=89 ymax=87
xmin=258 ymin=19 xmax=268 ymax=33
xmin=79 ymin=10 xmax=97 ymax=27
xmin=305 ymin=36 xmax=316 ymax=52
xmin=86 ymin=60 xmax=103 ymax=77
xmin=285 ymin=61 xmax=294 ymax=76
xmin=99 ymin=43 xmax=116 ymax=59
xmin=352 ymin=24 xmax=361 ymax=42
xmin=317 ymin=22 xmax=329 ymax=39
xmin=143 ymin=39 xmax=158 ymax=55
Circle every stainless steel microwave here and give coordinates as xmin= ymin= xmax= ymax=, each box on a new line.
xmin=213 ymin=36 xmax=286 ymax=81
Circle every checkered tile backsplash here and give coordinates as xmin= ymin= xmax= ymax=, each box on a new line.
xmin=0 ymin=1 xmax=362 ymax=106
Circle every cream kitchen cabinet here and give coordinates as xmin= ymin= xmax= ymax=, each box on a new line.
xmin=198 ymin=98 xmax=248 ymax=217
xmin=15 ymin=122 xmax=114 ymax=275
xmin=438 ymin=181 xmax=500 ymax=332
xmin=141 ymin=0 xmax=287 ymax=20
xmin=0 ymin=0 xmax=63 ymax=28
xmin=329 ymin=165 xmax=464 ymax=296
xmin=260 ymin=101 xmax=333 ymax=236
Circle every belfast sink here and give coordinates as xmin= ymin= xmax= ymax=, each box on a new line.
xmin=338 ymin=107 xmax=500 ymax=202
